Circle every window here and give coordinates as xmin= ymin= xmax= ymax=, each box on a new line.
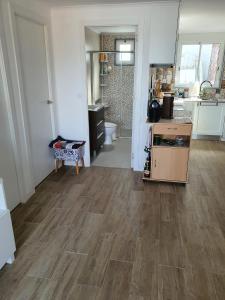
xmin=115 ymin=39 xmax=135 ymax=66
xmin=176 ymin=43 xmax=222 ymax=87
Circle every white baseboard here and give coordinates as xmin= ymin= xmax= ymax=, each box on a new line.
xmin=192 ymin=134 xmax=221 ymax=141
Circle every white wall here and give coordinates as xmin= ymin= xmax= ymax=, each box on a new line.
xmin=1 ymin=0 xmax=51 ymax=18
xmin=179 ymin=32 xmax=225 ymax=44
xmin=85 ymin=28 xmax=100 ymax=104
xmin=51 ymin=2 xmax=179 ymax=170
xmin=0 ymin=0 xmax=55 ymax=205
xmin=149 ymin=4 xmax=179 ymax=64
xmin=179 ymin=0 xmax=225 ymax=34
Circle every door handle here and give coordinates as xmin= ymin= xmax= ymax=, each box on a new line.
xmin=154 ymin=160 xmax=157 ymax=168
xmin=97 ymin=132 xmax=104 ymax=140
xmin=47 ymin=100 xmax=54 ymax=104
xmin=97 ymin=120 xmax=104 ymax=127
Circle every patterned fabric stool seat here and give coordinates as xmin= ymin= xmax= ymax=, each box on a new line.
xmin=49 ymin=136 xmax=85 ymax=175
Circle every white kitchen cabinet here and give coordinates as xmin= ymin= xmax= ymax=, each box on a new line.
xmin=192 ymin=102 xmax=225 ymax=136
xmin=0 ymin=210 xmax=16 ymax=269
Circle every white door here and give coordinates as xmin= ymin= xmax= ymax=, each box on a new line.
xmin=0 ymin=62 xmax=20 ymax=210
xmin=197 ymin=103 xmax=224 ymax=136
xmin=15 ymin=15 xmax=54 ymax=186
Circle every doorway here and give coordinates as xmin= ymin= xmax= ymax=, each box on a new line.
xmin=14 ymin=13 xmax=55 ymax=187
xmin=85 ymin=26 xmax=137 ymax=169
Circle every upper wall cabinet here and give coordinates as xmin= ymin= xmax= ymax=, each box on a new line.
xmin=149 ymin=4 xmax=179 ymax=64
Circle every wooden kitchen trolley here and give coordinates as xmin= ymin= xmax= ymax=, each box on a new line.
xmin=143 ymin=118 xmax=192 ymax=183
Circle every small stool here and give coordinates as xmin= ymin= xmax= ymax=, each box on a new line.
xmin=53 ymin=145 xmax=85 ymax=175
xmin=55 ymin=156 xmax=84 ymax=175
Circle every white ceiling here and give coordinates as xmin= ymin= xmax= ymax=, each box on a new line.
xmin=36 ymin=0 xmax=178 ymax=6
xmin=179 ymin=0 xmax=225 ymax=33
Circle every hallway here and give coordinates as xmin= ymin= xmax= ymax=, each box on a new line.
xmin=0 ymin=140 xmax=225 ymax=299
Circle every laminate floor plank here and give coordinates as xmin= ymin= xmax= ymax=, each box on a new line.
xmin=87 ymin=187 xmax=112 ymax=214
xmin=25 ymin=216 xmax=71 ymax=246
xmin=159 ymin=220 xmax=186 ymax=268
xmin=129 ymin=237 xmax=159 ymax=299
xmin=110 ymin=226 xmax=137 ymax=262
xmin=212 ymin=274 xmax=225 ymax=300
xmin=13 ymin=222 xmax=40 ymax=249
xmin=66 ymin=212 xmax=104 ymax=254
xmin=77 ymin=233 xmax=114 ymax=287
xmin=53 ymin=185 xmax=87 ymax=210
xmin=56 ymin=284 xmax=99 ymax=300
xmin=0 ymin=140 xmax=225 ymax=299
xmin=9 ymin=276 xmax=50 ymax=300
xmin=97 ymin=260 xmax=133 ymax=300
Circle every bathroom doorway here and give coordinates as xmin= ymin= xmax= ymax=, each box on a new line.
xmin=85 ymin=26 xmax=136 ymax=168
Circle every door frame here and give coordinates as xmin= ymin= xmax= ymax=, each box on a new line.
xmin=1 ymin=2 xmax=56 ymax=203
xmin=0 ymin=24 xmax=22 ymax=208
xmin=80 ymin=17 xmax=146 ymax=169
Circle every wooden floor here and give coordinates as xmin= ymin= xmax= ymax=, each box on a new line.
xmin=0 ymin=140 xmax=225 ymax=299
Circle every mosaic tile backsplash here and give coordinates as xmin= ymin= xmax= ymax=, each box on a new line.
xmin=100 ymin=33 xmax=135 ymax=132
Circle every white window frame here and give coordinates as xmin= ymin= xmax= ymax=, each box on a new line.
xmin=115 ymin=39 xmax=135 ymax=66
xmin=176 ymin=40 xmax=224 ymax=88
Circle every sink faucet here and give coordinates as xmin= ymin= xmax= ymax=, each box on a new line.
xmin=200 ymin=80 xmax=212 ymax=93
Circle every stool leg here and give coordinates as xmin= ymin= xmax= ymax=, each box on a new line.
xmin=81 ymin=157 xmax=85 ymax=167
xmin=75 ymin=161 xmax=79 ymax=175
xmin=55 ymin=159 xmax=59 ymax=173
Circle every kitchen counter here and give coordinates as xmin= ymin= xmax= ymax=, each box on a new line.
xmin=157 ymin=117 xmax=192 ymax=124
xmin=175 ymin=97 xmax=225 ymax=104
xmin=147 ymin=117 xmax=192 ymax=124
xmin=148 ymin=98 xmax=225 ymax=140
xmin=174 ymin=98 xmax=225 ymax=140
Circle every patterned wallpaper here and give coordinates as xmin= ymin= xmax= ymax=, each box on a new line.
xmin=100 ymin=33 xmax=135 ymax=131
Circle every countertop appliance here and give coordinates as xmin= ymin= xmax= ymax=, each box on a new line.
xmin=148 ymin=99 xmax=161 ymax=122
xmin=161 ymin=95 xmax=174 ymax=119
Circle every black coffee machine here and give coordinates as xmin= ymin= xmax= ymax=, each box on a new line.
xmin=147 ymin=98 xmax=161 ymax=122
